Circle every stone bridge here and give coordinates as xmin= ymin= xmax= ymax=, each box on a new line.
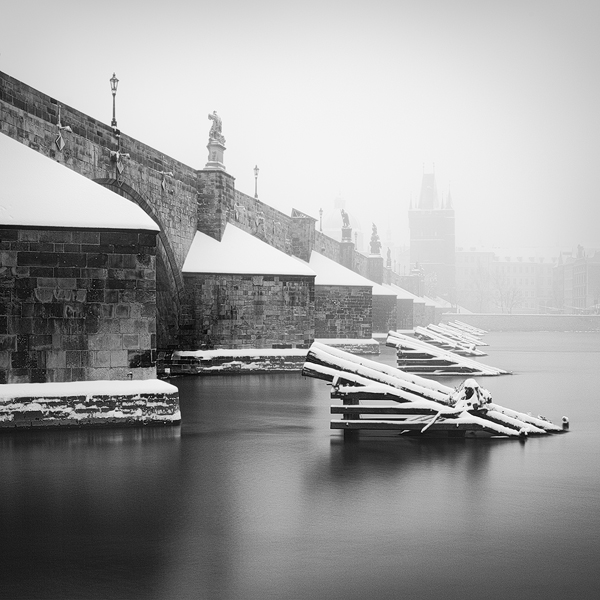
xmin=1 ymin=70 xmax=412 ymax=351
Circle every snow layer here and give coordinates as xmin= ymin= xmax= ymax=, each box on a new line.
xmin=372 ymin=282 xmax=399 ymax=297
xmin=175 ymin=349 xmax=308 ymax=358
xmin=0 ymin=379 xmax=178 ymax=399
xmin=0 ymin=134 xmax=159 ymax=231
xmin=315 ymin=338 xmax=380 ymax=346
xmin=182 ymin=223 xmax=316 ymax=276
xmin=384 ymin=283 xmax=426 ymax=303
xmin=308 ymin=251 xmax=374 ymax=287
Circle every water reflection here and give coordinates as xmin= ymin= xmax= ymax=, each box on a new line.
xmin=1 ymin=332 xmax=599 ymax=600
xmin=0 ymin=427 xmax=182 ymax=600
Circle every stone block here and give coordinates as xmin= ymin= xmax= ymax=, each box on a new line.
xmin=84 ymin=315 xmax=100 ymax=334
xmin=108 ymin=254 xmax=137 ymax=269
xmin=39 ymin=230 xmax=72 ymax=243
xmin=86 ymin=289 xmax=105 ymax=303
xmin=0 ymin=229 xmax=19 ymax=241
xmin=55 ymin=267 xmax=81 ymax=278
xmin=87 ymin=367 xmax=111 ymax=381
xmin=90 ymin=351 xmax=110 ymax=368
xmin=122 ymin=334 xmax=140 ymax=349
xmin=104 ymin=290 xmax=120 ymax=304
xmin=30 ymin=334 xmax=53 ymax=350
xmin=0 ymin=251 xmax=18 ymax=267
xmin=17 ymin=252 xmax=58 ymax=267
xmin=100 ymin=231 xmax=137 ymax=247
xmin=74 ymin=231 xmax=100 ymax=244
xmin=82 ymin=268 xmax=108 ymax=279
xmin=46 ymin=350 xmax=67 ymax=369
xmin=100 ymin=304 xmax=114 ymax=318
xmin=110 ymin=350 xmax=128 ymax=368
xmin=70 ymin=367 xmax=86 ymax=381
xmin=65 ymin=350 xmax=82 ymax=368
xmin=57 ymin=278 xmax=77 ymax=289
xmin=19 ymin=230 xmax=40 ymax=242
xmin=118 ymin=319 xmax=136 ymax=334
xmin=86 ymin=254 xmax=108 ymax=268
xmin=58 ymin=253 xmax=86 ymax=268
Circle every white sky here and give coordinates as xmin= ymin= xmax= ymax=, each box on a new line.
xmin=2 ymin=0 xmax=599 ymax=251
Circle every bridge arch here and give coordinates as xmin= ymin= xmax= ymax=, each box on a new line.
xmin=94 ymin=178 xmax=185 ymax=350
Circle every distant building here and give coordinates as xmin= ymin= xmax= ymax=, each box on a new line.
xmin=408 ymin=171 xmax=456 ymax=302
xmin=554 ymin=246 xmax=600 ymax=313
xmin=456 ymin=247 xmax=558 ymax=313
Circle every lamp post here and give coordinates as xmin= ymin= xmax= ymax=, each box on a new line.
xmin=319 ymin=208 xmax=323 ymax=232
xmin=254 ymin=165 xmax=259 ymax=198
xmin=110 ymin=73 xmax=119 ymax=128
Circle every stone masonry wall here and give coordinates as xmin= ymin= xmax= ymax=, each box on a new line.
xmin=367 ymin=255 xmax=384 ymax=285
xmin=232 ymin=189 xmax=294 ymax=253
xmin=314 ymin=285 xmax=372 ymax=339
xmin=197 ymin=170 xmax=236 ymax=241
xmin=0 ymin=226 xmax=157 ymax=384
xmin=413 ymin=302 xmax=426 ymax=327
xmin=180 ymin=274 xmax=315 ymax=349
xmin=397 ymin=298 xmax=414 ymax=330
xmin=290 ymin=214 xmax=317 ymax=263
xmin=372 ymin=295 xmax=397 ymax=334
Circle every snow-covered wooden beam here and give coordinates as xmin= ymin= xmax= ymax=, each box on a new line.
xmin=449 ymin=320 xmax=488 ymax=336
xmin=304 ymin=341 xmax=454 ymax=404
xmin=429 ymin=323 xmax=488 ymax=346
xmin=414 ymin=326 xmax=487 ymax=356
xmin=386 ymin=331 xmax=508 ymax=376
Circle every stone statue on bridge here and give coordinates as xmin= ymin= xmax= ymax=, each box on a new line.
xmin=206 ymin=111 xmax=227 ymax=170
xmin=370 ymin=223 xmax=381 ymax=255
xmin=341 ymin=208 xmax=350 ymax=228
xmin=208 ymin=111 xmax=226 ymax=145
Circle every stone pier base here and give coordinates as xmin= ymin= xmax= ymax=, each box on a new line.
xmin=314 ymin=338 xmax=380 ymax=355
xmin=158 ymin=340 xmax=380 ymax=376
xmin=159 ymin=349 xmax=308 ymax=376
xmin=0 ymin=380 xmax=180 ymax=430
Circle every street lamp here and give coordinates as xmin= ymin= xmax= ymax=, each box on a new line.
xmin=254 ymin=165 xmax=259 ymax=198
xmin=110 ymin=72 xmax=119 ymax=128
xmin=319 ymin=208 xmax=323 ymax=232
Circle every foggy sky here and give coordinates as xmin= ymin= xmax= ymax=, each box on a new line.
xmin=2 ymin=0 xmax=599 ymax=252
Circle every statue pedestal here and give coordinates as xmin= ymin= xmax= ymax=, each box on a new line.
xmin=205 ymin=140 xmax=226 ymax=171
xmin=340 ymin=239 xmax=354 ymax=270
xmin=341 ymin=226 xmax=352 ymax=242
xmin=367 ymin=254 xmax=384 ymax=285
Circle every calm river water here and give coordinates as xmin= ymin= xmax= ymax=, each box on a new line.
xmin=1 ymin=331 xmax=599 ymax=600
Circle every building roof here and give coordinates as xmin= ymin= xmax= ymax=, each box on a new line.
xmin=0 ymin=133 xmax=159 ymax=231
xmin=183 ymin=223 xmax=316 ymax=276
